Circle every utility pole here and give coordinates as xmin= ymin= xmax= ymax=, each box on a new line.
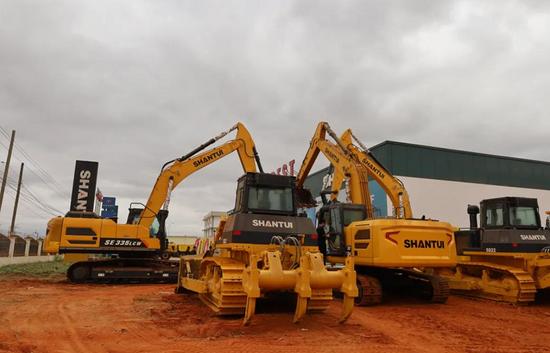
xmin=0 ymin=130 xmax=15 ymax=215
xmin=9 ymin=162 xmax=24 ymax=237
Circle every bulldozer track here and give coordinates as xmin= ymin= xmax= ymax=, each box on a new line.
xmin=199 ymin=260 xmax=248 ymax=315
xmin=308 ymin=289 xmax=332 ymax=312
xmin=453 ymin=262 xmax=537 ymax=304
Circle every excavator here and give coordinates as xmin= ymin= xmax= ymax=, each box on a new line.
xmin=175 ymin=172 xmax=358 ymax=325
xmin=436 ymin=197 xmax=550 ymax=303
xmin=295 ymin=122 xmax=457 ymax=305
xmin=43 ymin=123 xmax=264 ymax=282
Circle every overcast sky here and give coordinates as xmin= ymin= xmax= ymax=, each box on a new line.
xmin=1 ymin=0 xmax=550 ymax=236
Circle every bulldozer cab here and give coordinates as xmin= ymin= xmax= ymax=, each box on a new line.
xmin=319 ymin=202 xmax=366 ymax=256
xmin=480 ymin=197 xmax=541 ymax=230
xmin=232 ymin=172 xmax=297 ymax=216
xmin=218 ymin=173 xmax=318 ymax=247
xmin=456 ymin=197 xmax=550 ymax=255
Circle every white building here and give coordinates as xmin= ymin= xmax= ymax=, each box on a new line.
xmin=202 ymin=211 xmax=227 ymax=238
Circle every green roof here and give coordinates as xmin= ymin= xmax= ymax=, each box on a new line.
xmin=305 ymin=140 xmax=550 ymax=194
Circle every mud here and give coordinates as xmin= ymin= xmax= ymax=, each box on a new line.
xmin=0 ymin=276 xmax=549 ymax=353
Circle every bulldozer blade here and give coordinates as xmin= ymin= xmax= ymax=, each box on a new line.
xmin=293 ymin=296 xmax=308 ymax=323
xmin=243 ymin=297 xmax=256 ymax=326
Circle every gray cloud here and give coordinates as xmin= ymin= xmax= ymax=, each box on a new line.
xmin=1 ymin=0 xmax=550 ymax=235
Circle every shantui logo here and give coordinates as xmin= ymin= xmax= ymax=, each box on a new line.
xmin=520 ymin=234 xmax=547 ymax=241
xmin=75 ymin=170 xmax=92 ymax=211
xmin=252 ymin=219 xmax=294 ymax=229
xmin=362 ymin=158 xmax=385 ymax=179
xmin=404 ymin=239 xmax=445 ymax=249
xmin=193 ymin=150 xmax=224 ymax=168
xmin=324 ymin=147 xmax=340 ymax=163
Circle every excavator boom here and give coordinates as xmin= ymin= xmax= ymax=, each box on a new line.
xmin=139 ymin=123 xmax=260 ymax=229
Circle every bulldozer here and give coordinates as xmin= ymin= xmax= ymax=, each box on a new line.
xmin=437 ymin=197 xmax=550 ymax=303
xmin=176 ymin=172 xmax=357 ymax=325
xmin=43 ymin=123 xmax=264 ymax=282
xmin=295 ymin=122 xmax=457 ymax=305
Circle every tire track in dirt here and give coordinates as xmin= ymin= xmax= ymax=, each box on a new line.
xmin=56 ymin=302 xmax=106 ymax=353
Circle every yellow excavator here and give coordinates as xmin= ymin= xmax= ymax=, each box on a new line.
xmin=436 ymin=197 xmax=550 ymax=303
xmin=295 ymin=122 xmax=457 ymax=305
xmin=44 ymin=123 xmax=263 ymax=282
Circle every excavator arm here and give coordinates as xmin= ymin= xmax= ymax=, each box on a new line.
xmin=296 ymin=122 xmax=373 ymax=217
xmin=138 ymin=123 xmax=261 ymax=229
xmin=340 ymin=129 xmax=412 ymax=219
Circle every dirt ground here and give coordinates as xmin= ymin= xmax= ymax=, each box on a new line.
xmin=1 ymin=276 xmax=549 ymax=353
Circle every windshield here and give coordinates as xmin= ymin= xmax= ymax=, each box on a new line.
xmin=150 ymin=217 xmax=160 ymax=236
xmin=509 ymin=206 xmax=538 ymax=227
xmin=247 ymin=187 xmax=293 ymax=212
xmin=130 ymin=212 xmax=161 ymax=236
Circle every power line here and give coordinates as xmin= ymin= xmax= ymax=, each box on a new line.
xmin=0 ymin=189 xmax=52 ymax=227
xmin=0 ymin=176 xmax=61 ymax=217
xmin=0 ymin=126 xmax=70 ymax=199
xmin=3 ymin=164 xmax=66 ymax=214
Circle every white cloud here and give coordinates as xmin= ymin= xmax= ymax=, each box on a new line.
xmin=1 ymin=0 xmax=550 ymax=235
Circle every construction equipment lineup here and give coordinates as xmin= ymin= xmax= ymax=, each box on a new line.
xmin=43 ymin=121 xmax=550 ymax=325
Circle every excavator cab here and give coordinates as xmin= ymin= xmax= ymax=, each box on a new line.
xmin=318 ymin=202 xmax=366 ymax=256
xmin=126 ymin=206 xmax=169 ymax=250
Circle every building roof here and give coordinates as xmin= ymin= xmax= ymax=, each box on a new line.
xmin=305 ymin=140 xmax=550 ymax=196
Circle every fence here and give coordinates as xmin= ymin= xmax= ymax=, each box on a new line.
xmin=0 ymin=233 xmax=55 ymax=266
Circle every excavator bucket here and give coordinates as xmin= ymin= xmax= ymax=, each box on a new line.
xmin=241 ymin=251 xmax=357 ymax=325
xmin=295 ymin=187 xmax=317 ymax=208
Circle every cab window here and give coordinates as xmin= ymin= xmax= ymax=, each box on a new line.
xmin=343 ymin=209 xmax=365 ymax=226
xmin=486 ymin=207 xmax=503 ymax=227
xmin=150 ymin=217 xmax=160 ymax=237
xmin=509 ymin=206 xmax=538 ymax=227
xmin=247 ymin=187 xmax=293 ymax=212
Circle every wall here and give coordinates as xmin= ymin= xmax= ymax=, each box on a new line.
xmin=0 ymin=236 xmax=56 ymax=267
xmin=391 ymin=176 xmax=550 ymax=228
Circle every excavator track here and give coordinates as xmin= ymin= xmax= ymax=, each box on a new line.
xmin=447 ymin=262 xmax=537 ymax=304
xmin=355 ymin=274 xmax=382 ymax=306
xmin=198 ymin=259 xmax=248 ymax=315
xmin=67 ymin=258 xmax=179 ymax=283
xmin=427 ymin=274 xmax=450 ymax=303
xmin=399 ymin=269 xmax=450 ymax=303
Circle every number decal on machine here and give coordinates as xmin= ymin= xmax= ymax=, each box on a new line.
xmin=485 ymin=247 xmax=497 ymax=253
xmin=101 ymin=238 xmax=144 ymax=247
